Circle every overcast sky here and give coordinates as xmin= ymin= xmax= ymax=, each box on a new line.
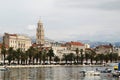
xmin=0 ymin=0 xmax=120 ymax=42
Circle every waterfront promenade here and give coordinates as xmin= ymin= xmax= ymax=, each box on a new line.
xmin=0 ymin=64 xmax=103 ymax=68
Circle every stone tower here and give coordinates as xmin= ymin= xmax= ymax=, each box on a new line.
xmin=36 ymin=20 xmax=45 ymax=45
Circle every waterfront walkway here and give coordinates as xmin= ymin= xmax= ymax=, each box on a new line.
xmin=0 ymin=65 xmax=103 ymax=68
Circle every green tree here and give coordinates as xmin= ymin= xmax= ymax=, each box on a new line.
xmin=15 ymin=48 xmax=22 ymax=64
xmin=21 ymin=51 xmax=27 ymax=64
xmin=62 ymin=54 xmax=68 ymax=64
xmin=94 ymin=54 xmax=100 ymax=64
xmin=54 ymin=56 xmax=60 ymax=64
xmin=67 ymin=53 xmax=75 ymax=64
xmin=34 ymin=48 xmax=39 ymax=64
xmin=80 ymin=49 xmax=84 ymax=65
xmin=42 ymin=49 xmax=47 ymax=65
xmin=38 ymin=51 xmax=42 ymax=64
xmin=89 ymin=50 xmax=96 ymax=64
xmin=32 ymin=48 xmax=38 ymax=64
xmin=7 ymin=47 xmax=14 ymax=65
xmin=84 ymin=51 xmax=90 ymax=64
xmin=75 ymin=48 xmax=79 ymax=64
xmin=104 ymin=53 xmax=109 ymax=63
xmin=27 ymin=46 xmax=35 ymax=64
xmin=112 ymin=53 xmax=118 ymax=62
xmin=109 ymin=52 xmax=113 ymax=62
xmin=99 ymin=54 xmax=104 ymax=64
xmin=1 ymin=42 xmax=7 ymax=65
xmin=47 ymin=48 xmax=54 ymax=64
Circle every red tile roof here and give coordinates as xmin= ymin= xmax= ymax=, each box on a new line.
xmin=66 ymin=41 xmax=84 ymax=46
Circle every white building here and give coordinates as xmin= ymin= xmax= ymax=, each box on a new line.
xmin=51 ymin=41 xmax=87 ymax=59
xmin=3 ymin=33 xmax=31 ymax=51
xmin=85 ymin=44 xmax=90 ymax=48
xmin=65 ymin=41 xmax=86 ymax=51
xmin=95 ymin=45 xmax=113 ymax=54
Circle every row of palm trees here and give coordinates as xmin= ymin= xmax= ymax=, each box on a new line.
xmin=63 ymin=49 xmax=119 ymax=65
xmin=1 ymin=44 xmax=55 ymax=65
xmin=1 ymin=44 xmax=119 ymax=65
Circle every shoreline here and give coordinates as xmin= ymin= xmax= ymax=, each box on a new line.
xmin=0 ymin=65 xmax=104 ymax=68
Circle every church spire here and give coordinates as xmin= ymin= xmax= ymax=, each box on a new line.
xmin=36 ymin=19 xmax=45 ymax=45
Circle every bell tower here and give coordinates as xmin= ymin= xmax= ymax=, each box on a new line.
xmin=36 ymin=20 xmax=45 ymax=45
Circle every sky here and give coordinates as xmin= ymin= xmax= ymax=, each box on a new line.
xmin=0 ymin=0 xmax=120 ymax=42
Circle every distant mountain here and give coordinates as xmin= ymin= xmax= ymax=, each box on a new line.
xmin=114 ymin=42 xmax=120 ymax=47
xmin=58 ymin=41 xmax=67 ymax=44
xmin=57 ymin=40 xmax=120 ymax=48
xmin=77 ymin=40 xmax=111 ymax=48
xmin=30 ymin=36 xmax=55 ymax=43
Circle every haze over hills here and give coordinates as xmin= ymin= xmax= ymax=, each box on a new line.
xmin=78 ymin=40 xmax=120 ymax=48
xmin=30 ymin=36 xmax=56 ymax=43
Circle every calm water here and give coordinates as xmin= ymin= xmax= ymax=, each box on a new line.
xmin=0 ymin=66 xmax=119 ymax=80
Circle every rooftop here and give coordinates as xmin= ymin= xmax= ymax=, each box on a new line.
xmin=66 ymin=41 xmax=84 ymax=46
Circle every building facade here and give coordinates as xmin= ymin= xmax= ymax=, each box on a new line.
xmin=65 ymin=41 xmax=86 ymax=51
xmin=95 ymin=45 xmax=113 ymax=54
xmin=3 ymin=33 xmax=31 ymax=51
xmin=36 ymin=20 xmax=45 ymax=45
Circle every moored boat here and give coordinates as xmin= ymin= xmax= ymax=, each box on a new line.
xmin=80 ymin=70 xmax=100 ymax=76
xmin=0 ymin=66 xmax=9 ymax=71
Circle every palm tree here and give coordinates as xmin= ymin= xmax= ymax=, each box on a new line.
xmin=21 ymin=51 xmax=27 ymax=64
xmin=34 ymin=48 xmax=39 ymax=64
xmin=75 ymin=48 xmax=79 ymax=64
xmin=47 ymin=48 xmax=54 ymax=64
xmin=12 ymin=50 xmax=16 ymax=64
xmin=42 ymin=49 xmax=47 ymax=65
xmin=80 ymin=49 xmax=84 ymax=65
xmin=94 ymin=54 xmax=100 ymax=65
xmin=32 ymin=48 xmax=38 ymax=64
xmin=7 ymin=47 xmax=14 ymax=65
xmin=1 ymin=42 xmax=7 ymax=65
xmin=84 ymin=51 xmax=90 ymax=64
xmin=27 ymin=46 xmax=35 ymax=64
xmin=15 ymin=48 xmax=22 ymax=64
xmin=54 ymin=56 xmax=60 ymax=64
xmin=67 ymin=53 xmax=75 ymax=65
xmin=104 ymin=53 xmax=109 ymax=63
xmin=38 ymin=51 xmax=42 ymax=64
xmin=99 ymin=54 xmax=104 ymax=64
xmin=89 ymin=50 xmax=96 ymax=64
xmin=109 ymin=52 xmax=113 ymax=62
xmin=62 ymin=54 xmax=68 ymax=64
xmin=112 ymin=53 xmax=118 ymax=62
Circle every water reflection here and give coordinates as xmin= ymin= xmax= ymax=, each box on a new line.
xmin=0 ymin=66 xmax=119 ymax=80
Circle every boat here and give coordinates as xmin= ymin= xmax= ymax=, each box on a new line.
xmin=80 ymin=70 xmax=100 ymax=76
xmin=0 ymin=66 xmax=9 ymax=71
xmin=107 ymin=63 xmax=118 ymax=67
xmin=112 ymin=63 xmax=120 ymax=77
xmin=100 ymin=68 xmax=113 ymax=78
xmin=80 ymin=68 xmax=112 ymax=77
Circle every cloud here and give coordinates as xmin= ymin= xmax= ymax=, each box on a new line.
xmin=97 ymin=0 xmax=120 ymax=11
xmin=0 ymin=0 xmax=120 ymax=42
xmin=55 ymin=0 xmax=120 ymax=11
